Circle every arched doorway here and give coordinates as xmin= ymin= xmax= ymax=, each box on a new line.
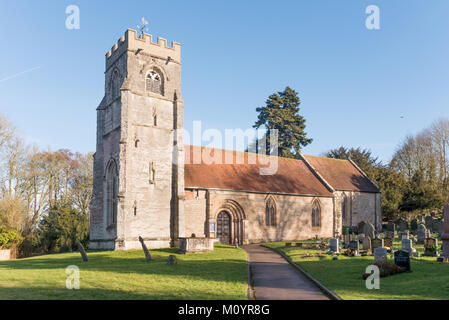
xmin=217 ymin=211 xmax=231 ymax=244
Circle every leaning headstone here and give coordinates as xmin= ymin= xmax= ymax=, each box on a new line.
xmin=401 ymin=238 xmax=413 ymax=254
xmin=417 ymin=224 xmax=427 ymax=244
xmin=423 ymin=238 xmax=439 ymax=257
xmin=328 ymin=238 xmax=339 ymax=253
xmin=77 ymin=240 xmax=88 ymax=262
xmin=394 ymin=250 xmax=411 ymax=272
xmin=139 ymin=236 xmax=152 ymax=261
xmin=371 ymin=238 xmax=384 ymax=250
xmin=374 ymin=247 xmax=388 ymax=264
xmin=440 ymin=204 xmax=449 ymax=262
xmin=363 ymin=236 xmax=372 ymax=251
xmin=167 ymin=255 xmax=177 ymax=265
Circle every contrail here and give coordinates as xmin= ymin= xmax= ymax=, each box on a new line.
xmin=0 ymin=66 xmax=41 ymax=83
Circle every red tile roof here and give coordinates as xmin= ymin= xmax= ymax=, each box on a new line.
xmin=184 ymin=145 xmax=333 ymax=197
xmin=302 ymin=155 xmax=379 ymax=193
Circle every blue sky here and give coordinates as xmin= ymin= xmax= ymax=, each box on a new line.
xmin=0 ymin=0 xmax=448 ymax=163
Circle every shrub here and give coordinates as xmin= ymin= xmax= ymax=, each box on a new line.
xmin=0 ymin=228 xmax=23 ymax=249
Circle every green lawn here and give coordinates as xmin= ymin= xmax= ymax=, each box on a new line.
xmin=0 ymin=244 xmax=248 ymax=300
xmin=265 ymin=241 xmax=449 ymax=300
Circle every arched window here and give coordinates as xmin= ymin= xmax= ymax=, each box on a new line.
xmin=110 ymin=70 xmax=120 ymax=100
xmin=265 ymin=198 xmax=276 ymax=227
xmin=312 ymin=199 xmax=321 ymax=228
xmin=341 ymin=194 xmax=348 ymax=220
xmin=106 ymin=161 xmax=117 ymax=227
xmin=146 ymin=69 xmax=164 ymax=95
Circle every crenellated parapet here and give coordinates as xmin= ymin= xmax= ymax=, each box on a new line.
xmin=106 ymin=28 xmax=181 ymax=70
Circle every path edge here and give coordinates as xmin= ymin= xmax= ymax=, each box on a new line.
xmin=245 ymin=249 xmax=256 ymax=300
xmin=262 ymin=244 xmax=342 ymax=301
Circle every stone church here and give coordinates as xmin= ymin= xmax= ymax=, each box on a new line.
xmin=89 ymin=29 xmax=381 ymax=250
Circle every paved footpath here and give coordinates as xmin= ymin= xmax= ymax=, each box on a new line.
xmin=242 ymin=244 xmax=329 ymax=300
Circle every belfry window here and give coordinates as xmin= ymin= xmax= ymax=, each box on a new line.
xmin=312 ymin=200 xmax=321 ymax=228
xmin=146 ymin=70 xmax=164 ymax=95
xmin=265 ymin=198 xmax=276 ymax=227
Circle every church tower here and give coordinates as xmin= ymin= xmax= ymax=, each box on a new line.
xmin=89 ymin=29 xmax=185 ymax=250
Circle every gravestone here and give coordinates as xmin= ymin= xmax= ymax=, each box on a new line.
xmin=374 ymin=247 xmax=388 ymax=264
xmin=77 ymin=240 xmax=88 ymax=262
xmin=423 ymin=238 xmax=438 ymax=257
xmin=385 ymin=231 xmax=394 ymax=240
xmin=371 ymin=238 xmax=384 ymax=250
xmin=363 ymin=236 xmax=372 ymax=251
xmin=349 ymin=240 xmax=359 ymax=255
xmin=358 ymin=233 xmax=365 ymax=244
xmin=410 ymin=219 xmax=418 ymax=233
xmin=417 ymin=224 xmax=427 ymax=244
xmin=363 ymin=222 xmax=375 ymax=240
xmin=399 ymin=220 xmax=409 ymax=232
xmin=433 ymin=220 xmax=444 ymax=236
xmin=401 ymin=238 xmax=413 ymax=254
xmin=329 ymin=238 xmax=339 ymax=253
xmin=357 ymin=221 xmax=366 ymax=235
xmin=344 ymin=234 xmax=350 ymax=247
xmin=441 ymin=204 xmax=449 ymax=262
xmin=384 ymin=237 xmax=393 ymax=252
xmin=387 ymin=221 xmax=396 ymax=232
xmin=394 ymin=250 xmax=411 ymax=272
xmin=398 ymin=230 xmax=409 ymax=241
xmin=425 ymin=216 xmax=433 ymax=228
xmin=138 ymin=236 xmax=152 ymax=261
xmin=418 ymin=215 xmax=424 ymax=223
xmin=167 ymin=255 xmax=177 ymax=265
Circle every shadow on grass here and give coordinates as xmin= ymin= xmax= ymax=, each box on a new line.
xmin=0 ymin=246 xmax=247 ymax=284
xmin=2 ymin=285 xmax=244 ymax=300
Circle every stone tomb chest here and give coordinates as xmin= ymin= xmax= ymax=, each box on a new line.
xmin=178 ymin=237 xmax=216 ymax=254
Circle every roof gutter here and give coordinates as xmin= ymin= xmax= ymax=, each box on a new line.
xmin=184 ymin=186 xmax=333 ymax=198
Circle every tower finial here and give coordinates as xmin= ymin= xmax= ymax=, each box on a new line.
xmin=137 ymin=17 xmax=149 ymax=38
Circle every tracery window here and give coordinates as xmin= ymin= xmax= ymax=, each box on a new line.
xmin=146 ymin=70 xmax=164 ymax=95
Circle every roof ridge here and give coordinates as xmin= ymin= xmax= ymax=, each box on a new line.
xmin=185 ymin=144 xmax=339 ymax=163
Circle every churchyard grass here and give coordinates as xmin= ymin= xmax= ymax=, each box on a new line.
xmin=0 ymin=244 xmax=248 ymax=300
xmin=265 ymin=241 xmax=449 ymax=300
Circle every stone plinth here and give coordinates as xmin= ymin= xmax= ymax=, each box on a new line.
xmin=440 ymin=204 xmax=449 ymax=262
xmin=178 ymin=237 xmax=216 ymax=254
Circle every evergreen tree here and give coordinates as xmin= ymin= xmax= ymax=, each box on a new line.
xmin=38 ymin=204 xmax=89 ymax=253
xmin=253 ymin=87 xmax=312 ymax=158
